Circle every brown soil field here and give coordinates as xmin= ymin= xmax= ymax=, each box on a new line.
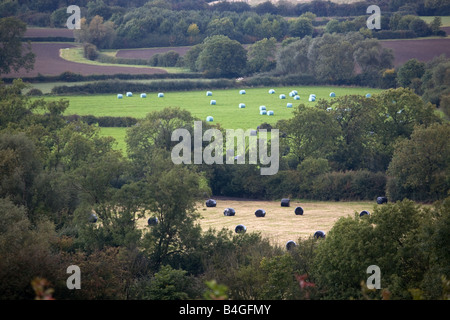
xmin=116 ymin=46 xmax=193 ymax=59
xmin=380 ymin=38 xmax=450 ymax=67
xmin=139 ymin=197 xmax=376 ymax=248
xmin=3 ymin=43 xmax=168 ymax=78
xmin=25 ymin=27 xmax=74 ymax=38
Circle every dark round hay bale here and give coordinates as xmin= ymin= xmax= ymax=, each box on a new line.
xmin=286 ymin=240 xmax=297 ymax=250
xmin=224 ymin=208 xmax=236 ymax=216
xmin=294 ymin=206 xmax=304 ymax=215
xmin=376 ymin=196 xmax=388 ymax=204
xmin=255 ymin=209 xmax=266 ymax=217
xmin=235 ymin=224 xmax=247 ymax=234
xmin=281 ymin=198 xmax=290 ymax=207
xmin=359 ymin=210 xmax=370 ymax=217
xmin=314 ymin=230 xmax=326 ymax=239
xmin=206 ymin=199 xmax=217 ymax=207
xmin=148 ymin=217 xmax=158 ymax=226
xmin=89 ymin=213 xmax=98 ymax=223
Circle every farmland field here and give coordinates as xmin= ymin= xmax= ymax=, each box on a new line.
xmin=139 ymin=197 xmax=377 ymax=248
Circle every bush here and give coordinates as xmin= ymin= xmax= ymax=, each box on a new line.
xmin=26 ymin=88 xmax=43 ymax=96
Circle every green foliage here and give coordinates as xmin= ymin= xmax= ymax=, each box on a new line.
xmin=0 ymin=17 xmax=35 ymax=75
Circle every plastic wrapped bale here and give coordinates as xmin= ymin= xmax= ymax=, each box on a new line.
xmin=294 ymin=206 xmax=304 ymax=215
xmin=205 ymin=199 xmax=217 ymax=207
xmin=326 ymin=107 xmax=333 ymax=112
xmin=309 ymin=95 xmax=316 ymax=102
xmin=281 ymin=198 xmax=290 ymax=207
xmin=294 ymin=95 xmax=300 ymax=100
xmin=259 ymin=105 xmax=266 ymax=111
xmin=287 ymin=103 xmax=293 ymax=108
xmin=239 ymin=103 xmax=246 ymax=108
xmin=289 ymin=91 xmax=295 ymax=97
xmin=140 ymin=93 xmax=147 ymax=98
xmin=292 ymin=90 xmax=298 ymax=95
xmin=239 ymin=90 xmax=246 ymax=95
xmin=365 ymin=93 xmax=371 ymax=98
xmin=126 ymin=92 xmax=133 ymax=97
xmin=117 ymin=94 xmax=123 ymax=99
xmin=260 ymin=110 xmax=267 ymax=115
xmin=269 ymin=89 xmax=275 ymax=94
xmin=158 ymin=93 xmax=164 ymax=98
xmin=376 ymin=196 xmax=388 ymax=204
xmin=286 ymin=240 xmax=297 ymax=250
xmin=89 ymin=213 xmax=98 ymax=223
xmin=235 ymin=224 xmax=247 ymax=234
xmin=224 ymin=208 xmax=236 ymax=216
xmin=255 ymin=209 xmax=266 ymax=217
xmin=267 ymin=110 xmax=274 ymax=116
xmin=279 ymin=94 xmax=286 ymax=99
xmin=210 ymin=100 xmax=216 ymax=105
xmin=330 ymin=92 xmax=336 ymax=97
xmin=148 ymin=217 xmax=158 ymax=226
xmin=250 ymin=130 xmax=257 ymax=136
xmin=359 ymin=210 xmax=370 ymax=217
xmin=314 ymin=230 xmax=326 ymax=239
xmin=206 ymin=91 xmax=212 ymax=96
xmin=206 ymin=116 xmax=214 ymax=122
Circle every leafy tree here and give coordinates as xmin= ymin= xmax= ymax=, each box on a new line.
xmin=289 ymin=17 xmax=313 ymax=38
xmin=387 ymin=123 xmax=450 ymax=202
xmin=196 ymin=35 xmax=247 ymax=77
xmin=74 ymin=15 xmax=116 ymax=49
xmin=247 ymin=37 xmax=277 ymax=74
xmin=0 ymin=17 xmax=35 ymax=75
xmin=397 ymin=58 xmax=425 ymax=88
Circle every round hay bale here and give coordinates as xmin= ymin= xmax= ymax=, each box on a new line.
xmin=292 ymin=90 xmax=298 ymax=95
xmin=289 ymin=91 xmax=295 ymax=97
xmin=117 ymin=94 xmax=123 ymax=99
xmin=267 ymin=110 xmax=274 ymax=116
xmin=206 ymin=199 xmax=217 ymax=207
xmin=210 ymin=100 xmax=216 ymax=105
xmin=224 ymin=208 xmax=236 ymax=216
xmin=148 ymin=217 xmax=158 ymax=226
xmin=158 ymin=93 xmax=164 ymax=98
xmin=89 ymin=213 xmax=98 ymax=223
xmin=206 ymin=91 xmax=212 ymax=96
xmin=330 ymin=92 xmax=336 ymax=97
xmin=286 ymin=240 xmax=297 ymax=250
xmin=140 ymin=93 xmax=147 ymax=98
xmin=260 ymin=110 xmax=267 ymax=115
xmin=294 ymin=206 xmax=304 ymax=215
xmin=359 ymin=210 xmax=370 ymax=217
xmin=255 ymin=209 xmax=266 ymax=217
xmin=314 ymin=230 xmax=326 ymax=239
xmin=259 ymin=105 xmax=266 ymax=111
xmin=365 ymin=93 xmax=371 ymax=98
xmin=239 ymin=103 xmax=246 ymax=108
xmin=235 ymin=224 xmax=247 ymax=234
xmin=287 ymin=103 xmax=293 ymax=108
xmin=281 ymin=198 xmax=290 ymax=207
xmin=269 ymin=89 xmax=275 ymax=94
xmin=279 ymin=94 xmax=286 ymax=99
xmin=376 ymin=196 xmax=388 ymax=204
xmin=126 ymin=92 xmax=133 ymax=97
xmin=326 ymin=107 xmax=333 ymax=112
xmin=239 ymin=90 xmax=246 ymax=95
xmin=309 ymin=95 xmax=316 ymax=102
xmin=206 ymin=116 xmax=214 ymax=122
xmin=294 ymin=95 xmax=300 ymax=100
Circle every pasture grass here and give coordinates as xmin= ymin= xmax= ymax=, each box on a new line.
xmin=420 ymin=16 xmax=450 ymax=27
xmin=138 ymin=198 xmax=377 ymax=248
xmin=59 ymin=46 xmax=189 ymax=74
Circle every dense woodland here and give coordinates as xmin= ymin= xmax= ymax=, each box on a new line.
xmin=0 ymin=0 xmax=449 ymax=301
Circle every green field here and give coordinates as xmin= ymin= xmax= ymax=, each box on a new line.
xmin=43 ymin=86 xmax=383 ymax=152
